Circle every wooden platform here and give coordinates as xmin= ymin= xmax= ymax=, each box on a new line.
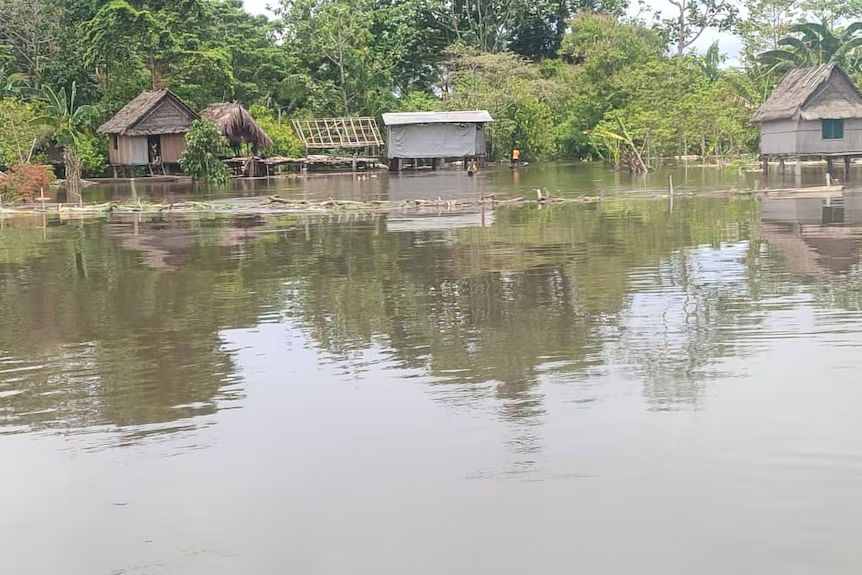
xmin=224 ymin=154 xmax=386 ymax=175
xmin=761 ymin=185 xmax=845 ymax=198
xmin=87 ymin=176 xmax=188 ymax=184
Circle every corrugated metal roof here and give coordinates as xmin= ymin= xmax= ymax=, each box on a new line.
xmin=382 ymin=111 xmax=493 ymax=125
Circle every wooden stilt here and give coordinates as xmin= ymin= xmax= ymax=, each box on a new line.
xmin=779 ymin=157 xmax=785 ymax=174
xmin=845 ymin=156 xmax=852 ymax=177
xmin=827 ymin=156 xmax=834 ymax=175
xmin=761 ymin=155 xmax=769 ymax=174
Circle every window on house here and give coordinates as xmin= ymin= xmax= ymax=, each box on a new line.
xmin=112 ymin=135 xmax=118 ymax=150
xmin=822 ymin=119 xmax=844 ymax=140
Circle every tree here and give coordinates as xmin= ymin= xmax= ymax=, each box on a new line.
xmin=278 ymin=0 xmax=394 ymax=115
xmin=509 ymin=0 xmax=629 ymax=60
xmin=0 ymin=0 xmax=62 ymax=84
xmin=556 ymin=14 xmax=666 ymax=157
xmin=738 ymin=0 xmax=800 ymax=62
xmin=443 ymin=47 xmax=561 ymax=159
xmin=0 ymin=99 xmax=45 ymax=168
xmin=179 ymin=120 xmax=231 ymax=183
xmin=247 ymin=105 xmax=304 ymax=157
xmin=758 ymin=21 xmax=862 ymax=74
xmin=663 ymin=0 xmax=739 ymax=56
xmin=35 ymin=82 xmax=97 ymax=205
xmin=800 ymin=0 xmax=862 ymax=30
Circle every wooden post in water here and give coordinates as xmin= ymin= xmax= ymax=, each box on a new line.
xmin=845 ymin=156 xmax=852 ymax=179
xmin=827 ymin=156 xmax=834 ymax=177
xmin=668 ymin=174 xmax=674 ymax=214
xmin=761 ymin=155 xmax=769 ymax=175
xmin=779 ymin=157 xmax=785 ymax=174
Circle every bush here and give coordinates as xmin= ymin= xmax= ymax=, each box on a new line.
xmin=0 ymin=163 xmax=55 ymax=203
xmin=248 ymin=105 xmax=304 ymax=158
xmin=179 ymin=120 xmax=231 ymax=184
xmin=0 ymin=99 xmax=46 ymax=170
xmin=77 ymin=132 xmax=109 ymax=176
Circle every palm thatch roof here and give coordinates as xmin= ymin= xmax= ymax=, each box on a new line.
xmin=97 ymin=90 xmax=198 ymax=136
xmin=200 ymin=102 xmax=273 ymax=149
xmin=753 ymin=64 xmax=862 ymax=122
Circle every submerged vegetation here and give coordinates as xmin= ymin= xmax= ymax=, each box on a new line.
xmin=1 ymin=0 xmax=862 ymax=180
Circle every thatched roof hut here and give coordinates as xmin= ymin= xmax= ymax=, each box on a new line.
xmin=753 ymin=64 xmax=862 ymax=123
xmin=753 ymin=64 xmax=862 ymax=159
xmin=97 ymin=90 xmax=198 ymax=169
xmin=98 ymin=90 xmax=197 ymax=136
xmin=200 ymin=102 xmax=273 ymax=149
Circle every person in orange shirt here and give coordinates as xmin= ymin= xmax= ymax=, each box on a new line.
xmin=511 ymin=147 xmax=520 ymax=166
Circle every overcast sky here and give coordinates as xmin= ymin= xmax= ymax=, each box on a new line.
xmin=241 ymin=0 xmax=742 ymax=63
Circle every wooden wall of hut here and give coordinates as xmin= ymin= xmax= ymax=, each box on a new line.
xmin=109 ymin=135 xmax=148 ymax=165
xmin=161 ymin=134 xmax=186 ymax=164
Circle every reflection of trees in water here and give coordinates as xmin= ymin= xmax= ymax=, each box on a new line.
xmin=279 ymin=198 xmax=767 ymax=423
xmin=0 ymin=197 xmax=786 ymax=445
xmin=613 ymin=243 xmax=769 ymax=409
xmin=0 ymin=216 xmax=286 ymax=438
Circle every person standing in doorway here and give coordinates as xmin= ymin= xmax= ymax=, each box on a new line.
xmin=511 ymin=147 xmax=521 ymax=167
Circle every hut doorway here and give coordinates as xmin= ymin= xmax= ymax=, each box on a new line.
xmin=147 ymin=135 xmax=162 ymax=164
xmin=147 ymin=135 xmax=166 ymax=175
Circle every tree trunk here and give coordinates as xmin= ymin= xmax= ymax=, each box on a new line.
xmin=64 ymin=147 xmax=83 ymax=206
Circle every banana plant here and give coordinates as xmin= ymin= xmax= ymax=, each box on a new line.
xmin=34 ymin=82 xmax=98 ymax=206
xmin=758 ymin=21 xmax=862 ymax=75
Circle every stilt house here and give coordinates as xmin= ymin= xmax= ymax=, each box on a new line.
xmin=381 ymin=111 xmax=493 ymax=171
xmin=753 ymin=64 xmax=862 ymax=171
xmin=98 ymin=90 xmax=198 ymax=175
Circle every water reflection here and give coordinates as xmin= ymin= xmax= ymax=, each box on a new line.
xmin=74 ymin=161 xmax=857 ymax=204
xmin=3 ymin=192 xmax=862 ymax=443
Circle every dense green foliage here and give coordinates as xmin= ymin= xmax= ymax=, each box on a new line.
xmin=0 ymin=98 xmax=45 ymax=168
xmin=2 ymin=0 xmax=862 ymax=173
xmin=248 ymin=105 xmax=304 ymax=157
xmin=179 ymin=119 xmax=231 ymax=183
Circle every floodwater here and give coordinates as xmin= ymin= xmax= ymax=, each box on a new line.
xmin=3 ymin=164 xmax=862 ymax=574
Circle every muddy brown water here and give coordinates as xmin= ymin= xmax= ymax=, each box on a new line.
xmin=4 ymin=164 xmax=862 ymax=574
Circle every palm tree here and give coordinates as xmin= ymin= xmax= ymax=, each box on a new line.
xmin=36 ymin=82 xmax=97 ymax=206
xmin=758 ymin=22 xmax=862 ymax=75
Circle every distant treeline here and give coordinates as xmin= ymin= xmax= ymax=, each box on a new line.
xmin=3 ymin=0 xmax=862 ymax=173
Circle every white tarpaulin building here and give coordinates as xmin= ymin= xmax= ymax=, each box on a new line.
xmin=381 ymin=111 xmax=493 ymax=170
